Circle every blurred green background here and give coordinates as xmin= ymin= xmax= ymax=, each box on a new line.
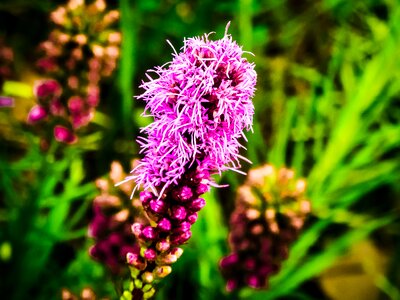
xmin=1 ymin=0 xmax=400 ymax=299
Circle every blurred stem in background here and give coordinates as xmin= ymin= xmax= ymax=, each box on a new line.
xmin=119 ymin=0 xmax=137 ymax=138
xmin=238 ymin=0 xmax=253 ymax=51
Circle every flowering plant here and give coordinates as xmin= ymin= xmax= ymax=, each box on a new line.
xmin=27 ymin=0 xmax=120 ymax=144
xmin=219 ymin=164 xmax=311 ymax=291
xmin=120 ymin=23 xmax=257 ymax=299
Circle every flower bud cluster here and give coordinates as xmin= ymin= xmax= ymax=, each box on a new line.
xmin=28 ymin=0 xmax=120 ymax=143
xmin=220 ymin=164 xmax=311 ymax=291
xmin=121 ymin=24 xmax=256 ymax=299
xmin=123 ymin=161 xmax=210 ymax=299
xmin=89 ymin=161 xmax=145 ymax=274
xmin=126 ymin=23 xmax=256 ymax=194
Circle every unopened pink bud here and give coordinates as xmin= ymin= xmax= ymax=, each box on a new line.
xmin=149 ymin=199 xmax=166 ymax=214
xmin=171 ymin=206 xmax=187 ymax=220
xmin=27 ymin=105 xmax=47 ymax=123
xmin=54 ymin=125 xmax=77 ymax=144
xmin=187 ymin=213 xmax=198 ymax=224
xmin=157 ymin=218 xmax=171 ymax=231
xmin=126 ymin=252 xmax=146 ymax=270
xmin=144 ymin=248 xmax=157 ymax=261
xmin=141 ymin=226 xmax=157 ymax=240
xmin=156 ymin=240 xmax=170 ymax=252
xmin=140 ymin=191 xmax=153 ymax=204
xmin=189 ymin=198 xmax=206 ymax=212
xmin=131 ymin=222 xmax=143 ymax=237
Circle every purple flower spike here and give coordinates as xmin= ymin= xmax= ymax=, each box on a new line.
xmin=121 ymin=24 xmax=256 ymax=297
xmin=126 ymin=23 xmax=256 ymax=193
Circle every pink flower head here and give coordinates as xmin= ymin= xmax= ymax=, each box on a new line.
xmin=129 ymin=23 xmax=257 ymax=194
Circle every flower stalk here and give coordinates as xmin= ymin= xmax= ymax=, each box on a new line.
xmin=120 ymin=23 xmax=257 ymax=299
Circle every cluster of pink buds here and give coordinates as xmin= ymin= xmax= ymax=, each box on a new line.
xmin=120 ymin=24 xmax=257 ymax=299
xmin=122 ymin=161 xmax=210 ymax=300
xmin=219 ymin=164 xmax=311 ymax=291
xmin=89 ymin=161 xmax=146 ymax=274
xmin=28 ymin=0 xmax=121 ymax=143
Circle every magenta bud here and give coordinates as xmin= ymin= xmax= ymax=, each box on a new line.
xmin=171 ymin=206 xmax=187 ymax=221
xmin=54 ymin=125 xmax=77 ymax=144
xmin=131 ymin=222 xmax=144 ymax=237
xmin=220 ymin=253 xmax=239 ymax=269
xmin=170 ymin=231 xmax=191 ymax=245
xmin=157 ymin=218 xmax=172 ymax=231
xmin=156 ymin=240 xmax=170 ymax=252
xmin=35 ymin=79 xmax=61 ymax=98
xmin=144 ymin=248 xmax=157 ymax=261
xmin=196 ymin=183 xmax=209 ymax=195
xmin=140 ymin=191 xmax=153 ymax=204
xmin=226 ymin=279 xmax=238 ymax=292
xmin=189 ymin=198 xmax=206 ymax=212
xmin=176 ymin=221 xmax=191 ymax=232
xmin=187 ymin=213 xmax=198 ymax=224
xmin=246 ymin=275 xmax=261 ymax=289
xmin=141 ymin=226 xmax=157 ymax=240
xmin=195 ymin=169 xmax=210 ymax=181
xmin=68 ymin=96 xmax=84 ymax=114
xmin=178 ymin=186 xmax=193 ymax=201
xmin=258 ymin=265 xmax=274 ymax=276
xmin=244 ymin=258 xmax=256 ymax=270
xmin=27 ymin=105 xmax=47 ymax=123
xmin=126 ymin=252 xmax=146 ymax=270
xmin=149 ymin=199 xmax=166 ymax=214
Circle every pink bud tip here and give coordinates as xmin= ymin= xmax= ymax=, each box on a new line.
xmin=141 ymin=226 xmax=157 ymax=240
xmin=157 ymin=218 xmax=172 ymax=231
xmin=171 ymin=206 xmax=187 ymax=220
xmin=53 ymin=125 xmax=77 ymax=144
xmin=189 ymin=198 xmax=206 ymax=212
xmin=28 ymin=105 xmax=47 ymax=123
xmin=149 ymin=199 xmax=166 ymax=214
xmin=187 ymin=213 xmax=198 ymax=224
xmin=144 ymin=248 xmax=157 ymax=261
xmin=140 ymin=191 xmax=154 ymax=204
